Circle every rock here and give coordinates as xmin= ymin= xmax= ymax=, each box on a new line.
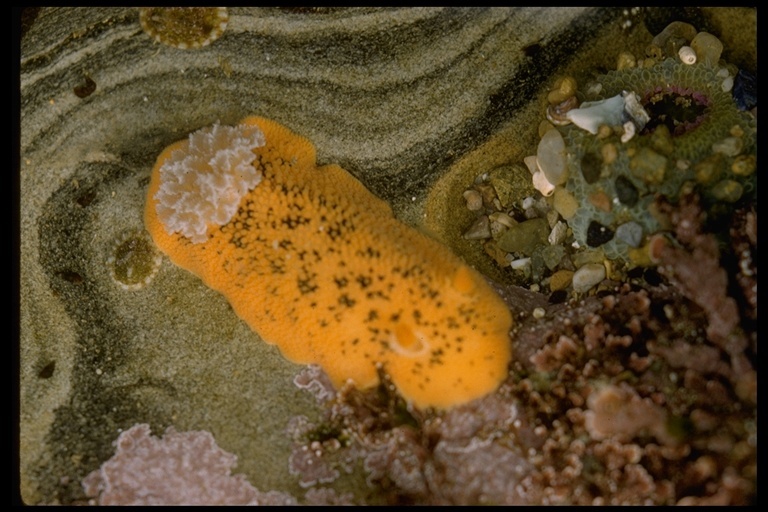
xmin=572 ymin=263 xmax=606 ymax=293
xmin=553 ymin=187 xmax=579 ymax=220
xmin=690 ymin=31 xmax=723 ymax=67
xmin=549 ymin=269 xmax=574 ymax=291
xmin=536 ymin=128 xmax=568 ymax=185
xmin=497 ymin=218 xmax=550 ymax=256
xmin=615 ymin=221 xmax=643 ymax=248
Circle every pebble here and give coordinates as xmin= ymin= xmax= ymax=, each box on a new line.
xmin=616 ymin=51 xmax=636 ymax=70
xmin=536 ymin=128 xmax=569 ymax=185
xmin=731 ymin=154 xmax=756 ymax=177
xmin=615 ymin=221 xmax=644 ymax=248
xmin=690 ymin=31 xmax=723 ymax=67
xmin=489 ymin=164 xmax=534 ymax=208
xmin=548 ymin=220 xmax=568 ymax=245
xmin=547 ymin=76 xmax=578 ymax=105
xmin=614 ymin=175 xmax=639 ymax=206
xmin=694 ymin=153 xmax=725 ymax=185
xmin=601 ymin=142 xmax=618 ymax=165
xmin=463 ymin=215 xmax=491 ymax=240
xmin=710 ymin=179 xmax=743 ymax=203
xmin=463 ymin=189 xmax=483 ymax=211
xmin=586 ymin=221 xmax=615 ymax=247
xmin=549 ymin=269 xmax=574 ymax=291
xmin=588 ymin=190 xmax=612 ymax=212
xmin=629 ymin=147 xmax=667 ymax=185
xmin=539 ymin=244 xmax=565 ymax=270
xmin=652 ymin=21 xmax=697 ymax=58
xmin=721 ymin=75 xmax=734 ymax=93
xmin=572 ymin=263 xmax=606 ymax=293
xmin=553 ymin=187 xmax=579 ymax=220
xmin=712 ymin=136 xmax=743 ymax=157
xmin=497 ymin=218 xmax=549 ymax=256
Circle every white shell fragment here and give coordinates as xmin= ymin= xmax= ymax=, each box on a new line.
xmin=622 ymin=91 xmax=650 ymax=131
xmin=565 ymin=94 xmax=625 ymax=134
xmin=678 ymin=45 xmax=697 ymax=65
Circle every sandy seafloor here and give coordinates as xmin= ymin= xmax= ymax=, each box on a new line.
xmin=19 ymin=7 xmax=756 ymax=505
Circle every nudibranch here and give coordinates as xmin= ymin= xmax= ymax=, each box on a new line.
xmin=144 ymin=116 xmax=513 ymax=409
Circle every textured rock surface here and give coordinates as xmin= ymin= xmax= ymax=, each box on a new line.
xmin=19 ymin=7 xmax=755 ymax=505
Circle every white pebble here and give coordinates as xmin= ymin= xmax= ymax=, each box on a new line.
xmin=721 ymin=76 xmax=734 ymax=93
xmin=620 ymin=120 xmax=636 ymax=143
xmin=572 ymin=263 xmax=606 ymax=293
xmin=463 ymin=189 xmax=483 ymax=211
xmin=678 ymin=45 xmax=697 ymax=65
xmin=536 ymin=128 xmax=569 ymax=185
xmin=532 ymin=307 xmax=546 ymax=319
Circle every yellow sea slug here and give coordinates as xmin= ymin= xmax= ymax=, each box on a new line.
xmin=144 ymin=116 xmax=513 ymax=409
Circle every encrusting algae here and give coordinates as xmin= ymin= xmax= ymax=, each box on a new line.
xmin=144 ymin=116 xmax=513 ymax=409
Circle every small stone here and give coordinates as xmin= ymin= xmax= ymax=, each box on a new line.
xmin=721 ymin=75 xmax=734 ymax=93
xmin=731 ymin=154 xmax=756 ymax=177
xmin=572 ymin=248 xmax=604 ymax=267
xmin=475 ymin=184 xmax=498 ymax=207
xmin=483 ymin=239 xmax=510 ymax=267
xmin=532 ymin=307 xmax=546 ymax=319
xmin=690 ymin=31 xmax=723 ymax=67
xmin=537 ymin=128 xmax=568 ymax=185
xmin=547 ymin=76 xmax=578 ymax=105
xmin=489 ymin=164 xmax=535 ymax=208
xmin=586 ymin=221 xmax=614 ymax=247
xmin=614 ymin=175 xmax=639 ymax=206
xmin=710 ymin=180 xmax=743 ymax=203
xmin=538 ymin=244 xmax=565 ymax=270
xmin=652 ymin=21 xmax=697 ymax=58
xmin=630 ymin=147 xmax=667 ymax=185
xmin=616 ymin=51 xmax=636 ymax=70
xmin=553 ymin=187 xmax=579 ymax=220
xmin=489 ymin=211 xmax=516 ymax=239
xmin=648 ymin=124 xmax=674 ymax=155
xmin=549 ymin=269 xmax=574 ymax=291
xmin=548 ymin=220 xmax=568 ymax=245
xmin=463 ymin=189 xmax=483 ymax=211
xmin=462 ymin=215 xmax=491 ymax=240
xmin=572 ymin=263 xmax=606 ymax=293
xmin=588 ymin=190 xmax=612 ymax=212
xmin=712 ymin=136 xmax=743 ymax=157
xmin=601 ymin=143 xmax=618 ymax=165
xmin=580 ymin=151 xmax=602 ymax=184
xmin=615 ymin=221 xmax=644 ymax=248
xmin=694 ymin=153 xmax=725 ymax=185
xmin=497 ymin=218 xmax=550 ymax=255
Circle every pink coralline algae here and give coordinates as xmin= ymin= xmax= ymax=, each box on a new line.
xmin=82 ymin=423 xmax=296 ymax=506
